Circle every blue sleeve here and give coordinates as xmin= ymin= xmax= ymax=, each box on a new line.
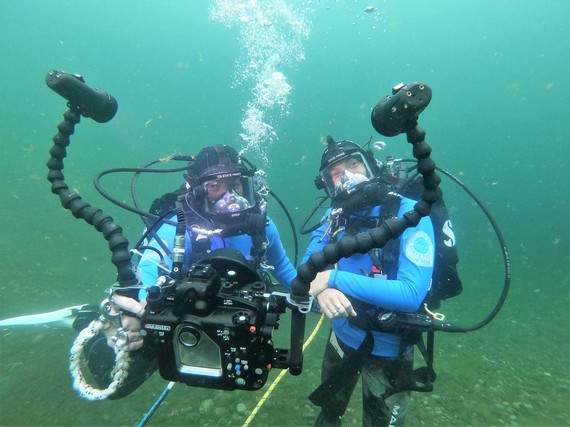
xmin=136 ymin=221 xmax=177 ymax=287
xmin=264 ymin=217 xmax=297 ymax=292
xmin=332 ymin=200 xmax=434 ymax=312
xmin=304 ymin=201 xmax=435 ymax=313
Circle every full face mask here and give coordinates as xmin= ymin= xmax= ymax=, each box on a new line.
xmin=320 ymin=151 xmax=376 ymax=198
xmin=201 ymin=175 xmax=256 ymax=216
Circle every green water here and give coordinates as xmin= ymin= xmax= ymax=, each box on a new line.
xmin=1 ymin=1 xmax=568 ymax=426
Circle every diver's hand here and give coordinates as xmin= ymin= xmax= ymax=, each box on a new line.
xmin=309 ymin=270 xmax=332 ymax=296
xmin=103 ymin=295 xmax=147 ymax=352
xmin=315 ymin=288 xmax=357 ymax=320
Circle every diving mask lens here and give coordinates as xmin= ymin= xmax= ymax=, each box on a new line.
xmin=322 ymin=152 xmax=374 ymax=197
xmin=202 ymin=175 xmax=255 ymax=215
xmin=213 ymin=190 xmax=251 ymax=214
xmin=334 ymin=170 xmax=369 ymax=195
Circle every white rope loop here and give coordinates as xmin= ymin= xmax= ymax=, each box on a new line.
xmin=69 ymin=318 xmax=131 ymax=401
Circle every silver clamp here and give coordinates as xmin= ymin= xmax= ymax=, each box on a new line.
xmin=272 ymin=291 xmax=314 ymax=314
xmin=99 ymin=298 xmax=121 ymax=328
xmin=191 ymin=226 xmax=223 ymax=238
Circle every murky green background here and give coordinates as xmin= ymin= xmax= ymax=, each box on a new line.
xmin=1 ymin=1 xmax=568 ymax=426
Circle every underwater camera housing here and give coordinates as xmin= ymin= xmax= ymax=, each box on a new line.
xmin=371 ymin=82 xmax=432 ymax=137
xmin=142 ymin=249 xmax=289 ymax=390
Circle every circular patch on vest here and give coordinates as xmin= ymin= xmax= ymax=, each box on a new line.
xmin=405 ymin=230 xmax=434 ymax=267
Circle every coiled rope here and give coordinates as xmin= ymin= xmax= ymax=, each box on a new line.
xmin=69 ymin=317 xmax=130 ymax=401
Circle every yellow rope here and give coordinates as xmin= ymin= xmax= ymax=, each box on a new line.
xmin=242 ymin=313 xmax=326 ymax=427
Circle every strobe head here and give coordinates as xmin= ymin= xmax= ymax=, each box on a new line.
xmin=46 ymin=70 xmax=118 ymax=123
xmin=371 ymin=82 xmax=432 ymax=137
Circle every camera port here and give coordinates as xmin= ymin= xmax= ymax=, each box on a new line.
xmin=179 ymin=326 xmax=200 ymax=347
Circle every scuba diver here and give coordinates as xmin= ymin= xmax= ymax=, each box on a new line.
xmin=303 ymin=136 xmax=436 ymax=427
xmin=83 ymin=144 xmax=298 ymax=398
xmin=136 ymin=143 xmax=297 ymax=292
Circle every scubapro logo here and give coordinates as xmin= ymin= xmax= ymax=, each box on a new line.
xmin=442 ymin=220 xmax=456 ymax=247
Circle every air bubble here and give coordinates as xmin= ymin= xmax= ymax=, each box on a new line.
xmin=373 ymin=141 xmax=387 ymax=150
xmin=211 ymin=1 xmax=312 ymax=163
